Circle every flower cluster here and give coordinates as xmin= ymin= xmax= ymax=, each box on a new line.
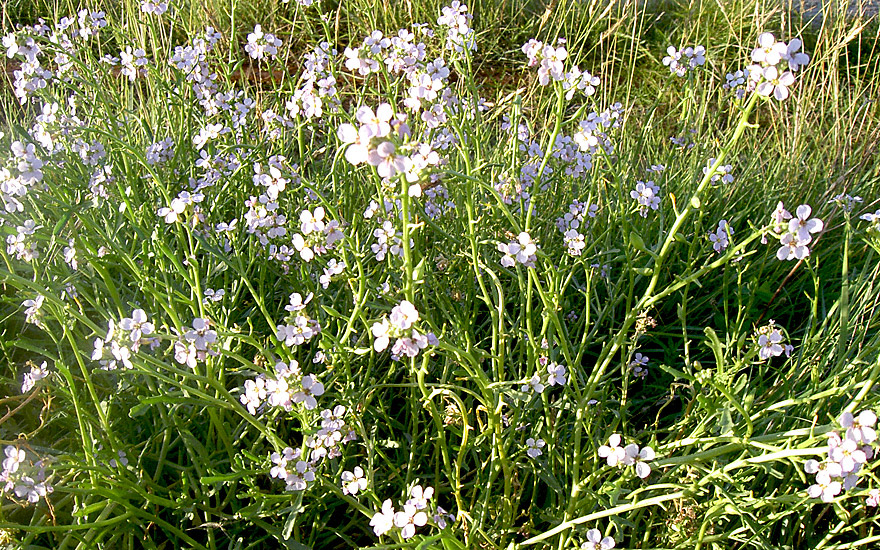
xmin=767 ymin=202 xmax=823 ymax=261
xmin=92 ymin=309 xmax=157 ymax=371
xmin=662 ymin=45 xmax=706 ymax=76
xmin=371 ymin=300 xmax=438 ymax=359
xmin=423 ymin=181 xmax=456 ymax=219
xmin=630 ymin=180 xmax=661 ymax=217
xmin=598 ymin=434 xmax=656 ymax=479
xmin=21 ymin=361 xmax=50 ymax=393
xmin=709 ymin=219 xmax=733 ymax=253
xmin=6 ymin=219 xmax=41 ymax=261
xmin=723 ymin=68 xmax=751 ymax=99
xmin=1 ymin=445 xmax=53 ymax=504
xmin=522 ymin=39 xmax=598 ymax=98
xmin=371 ymin=485 xmax=446 ymax=539
xmin=556 ymin=200 xmax=598 ymax=256
xmin=173 ymin=317 xmax=219 ymax=368
xmin=291 ymin=207 xmax=344 ymax=262
xmin=498 ymin=231 xmax=538 ymax=268
xmin=245 ymin=25 xmax=281 ymax=61
xmin=703 ymin=158 xmax=734 ymax=185
xmin=805 ymin=410 xmax=877 ymax=502
xmin=286 ymin=41 xmax=339 ymax=120
xmin=240 ymin=360 xmax=328 ymax=413
xmin=521 ymin=358 xmax=568 ymax=394
xmin=747 ymin=33 xmax=809 ymax=101
xmin=2 ymin=141 xmax=44 ymax=214
xmin=832 ymin=193 xmax=863 ymax=212
xmin=338 ymin=103 xmax=443 ymax=191
xmin=437 ymin=1 xmax=476 ymax=55
xmin=276 ymin=292 xmax=322 ymax=348
xmin=269 ymin=405 xmax=357 ymax=492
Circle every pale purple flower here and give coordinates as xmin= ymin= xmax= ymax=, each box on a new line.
xmin=841 ymin=410 xmax=877 ymax=444
xmin=758 ymin=329 xmax=784 ymax=360
xmin=784 ymin=38 xmax=810 ymax=71
xmin=807 ymin=470 xmax=841 ymax=502
xmin=582 ymin=528 xmax=615 ymax=550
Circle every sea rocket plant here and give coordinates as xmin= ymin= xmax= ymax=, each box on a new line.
xmin=371 ymin=300 xmax=438 ymax=359
xmin=805 ymin=410 xmax=877 ymax=501
xmin=747 ymin=33 xmax=810 ymax=101
xmin=599 ymin=434 xmax=655 ymax=478
xmin=662 ymin=45 xmax=706 ymax=76
xmin=498 ymin=232 xmax=538 ymax=267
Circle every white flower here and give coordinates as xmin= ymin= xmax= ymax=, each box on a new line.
xmin=547 ymin=362 xmax=567 ymax=386
xmin=526 ymin=437 xmax=545 ymax=458
xmin=582 ymin=528 xmax=615 ymax=550
xmin=598 ymin=434 xmax=626 ymax=467
xmin=3 ymin=446 xmax=26 ymax=473
xmin=752 ymin=33 xmax=786 ymax=66
xmin=300 ymin=207 xmax=326 ymax=234
xmin=292 ymin=374 xmax=324 ymax=410
xmin=341 ymin=466 xmax=368 ymax=495
xmin=776 ymin=232 xmax=810 ymax=261
xmin=789 ymin=204 xmax=823 ymax=243
xmin=370 ymin=499 xmax=396 ymax=536
xmin=390 ymin=301 xmax=420 ymax=330
xmin=21 ymin=361 xmax=49 ymax=393
xmin=623 ymin=444 xmax=656 ymax=478
xmin=371 ymin=318 xmax=392 ymax=352
xmin=521 ymin=373 xmax=545 ymax=393
xmin=406 ymin=485 xmax=434 ymax=509
xmin=393 ymin=503 xmax=428 ymax=539
xmin=829 ymin=438 xmax=867 ymax=474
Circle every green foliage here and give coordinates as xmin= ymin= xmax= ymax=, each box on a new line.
xmin=2 ymin=0 xmax=880 ymax=549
